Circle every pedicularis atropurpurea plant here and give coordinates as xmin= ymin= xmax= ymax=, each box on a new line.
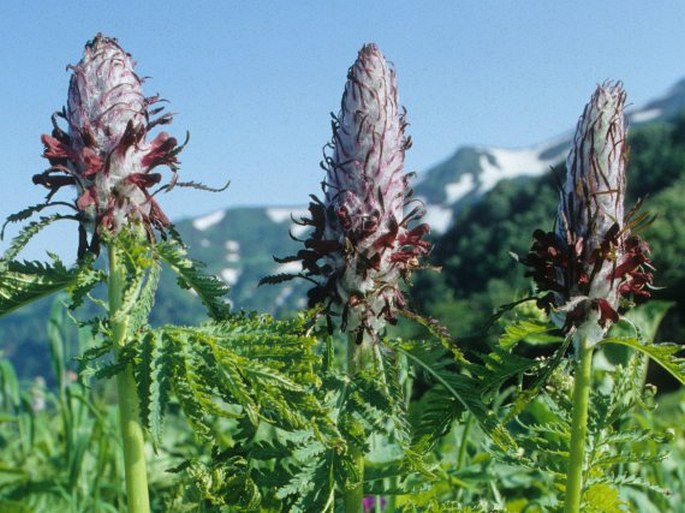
xmin=0 ymin=34 xmax=339 ymax=513
xmin=518 ymin=83 xmax=685 ymax=512
xmin=263 ymin=43 xmax=435 ymax=513
xmin=1 ymin=35 xmax=684 ymax=513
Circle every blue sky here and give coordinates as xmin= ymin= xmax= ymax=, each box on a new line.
xmin=1 ymin=1 xmax=684 ymax=259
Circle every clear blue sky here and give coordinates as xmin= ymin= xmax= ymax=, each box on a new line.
xmin=1 ymin=1 xmax=684 ymax=260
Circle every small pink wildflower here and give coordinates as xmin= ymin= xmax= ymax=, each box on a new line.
xmin=362 ymin=495 xmax=385 ymax=512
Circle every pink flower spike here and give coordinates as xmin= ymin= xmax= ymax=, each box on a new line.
xmin=273 ymin=44 xmax=432 ymax=343
xmin=34 ymin=33 xmax=184 ymax=255
xmin=522 ymin=82 xmax=654 ymax=345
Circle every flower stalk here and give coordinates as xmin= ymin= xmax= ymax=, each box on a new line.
xmin=564 ymin=337 xmax=593 ymax=513
xmin=32 ymin=34 xmax=185 ymax=512
xmin=345 ymin=335 xmax=366 ymax=513
xmin=109 ymin=244 xmax=150 ymax=513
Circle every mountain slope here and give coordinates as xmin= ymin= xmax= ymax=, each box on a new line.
xmin=413 ymin=79 xmax=685 ymax=233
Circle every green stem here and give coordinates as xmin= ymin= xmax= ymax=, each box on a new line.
xmin=563 ymin=337 xmax=593 ymax=513
xmin=344 ymin=335 xmax=365 ymax=513
xmin=456 ymin=413 xmax=473 ymax=471
xmin=109 ymin=245 xmax=150 ymax=513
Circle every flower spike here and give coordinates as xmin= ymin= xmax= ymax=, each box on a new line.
xmin=523 ymin=82 xmax=654 ymax=345
xmin=34 ymin=33 xmax=184 ymax=255
xmin=265 ymin=44 xmax=432 ymax=342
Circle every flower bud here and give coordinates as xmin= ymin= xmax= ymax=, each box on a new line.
xmin=272 ymin=44 xmax=431 ymax=342
xmin=523 ymin=83 xmax=653 ymax=345
xmin=35 ymin=34 xmax=183 ymax=253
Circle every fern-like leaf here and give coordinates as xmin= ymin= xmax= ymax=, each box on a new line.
xmin=498 ymin=319 xmax=561 ymax=350
xmin=0 ymin=257 xmax=77 ymax=317
xmin=127 ymin=263 xmax=160 ymax=336
xmin=155 ymin=238 xmax=230 ymax=320
xmin=258 ymin=273 xmax=299 ymax=286
xmin=601 ymin=336 xmax=685 ymax=385
xmin=391 ymin=338 xmax=516 ymax=451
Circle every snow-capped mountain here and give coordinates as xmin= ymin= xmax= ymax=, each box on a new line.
xmin=167 ymin=78 xmax=685 ymax=315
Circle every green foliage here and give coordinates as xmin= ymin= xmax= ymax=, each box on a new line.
xmin=0 ymin=257 xmax=78 ymax=317
xmin=601 ymin=301 xmax=685 ymax=385
xmin=0 ymin=302 xmax=124 ymax=511
xmin=602 ymin=337 xmax=685 ymax=385
xmin=155 ymin=235 xmax=231 ymax=321
xmin=394 ymin=337 xmax=518 ymax=451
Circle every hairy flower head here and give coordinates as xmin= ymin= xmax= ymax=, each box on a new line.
xmin=34 ymin=34 xmax=183 ymax=254
xmin=523 ymin=82 xmax=653 ymax=344
xmin=265 ymin=44 xmax=431 ymax=342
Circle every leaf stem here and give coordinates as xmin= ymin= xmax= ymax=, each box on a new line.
xmin=344 ymin=334 xmax=365 ymax=513
xmin=109 ymin=245 xmax=151 ymax=513
xmin=563 ymin=337 xmax=593 ymax=513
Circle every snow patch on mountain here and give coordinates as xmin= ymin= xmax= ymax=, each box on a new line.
xmin=225 ymin=240 xmax=240 ymax=252
xmin=477 ymin=139 xmax=565 ymax=193
xmin=630 ymin=108 xmax=662 ymax=123
xmin=193 ymin=210 xmax=225 ymax=231
xmin=266 ymin=207 xmax=309 ymax=224
xmin=422 ymin=204 xmax=453 ymax=234
xmin=275 ymin=285 xmax=294 ymax=307
xmin=220 ymin=268 xmax=241 ymax=286
xmin=290 ymin=223 xmax=310 ymax=239
xmin=224 ymin=239 xmax=240 ymax=263
xmin=444 ymin=174 xmax=475 ymax=204
xmin=274 ymin=261 xmax=302 ymax=274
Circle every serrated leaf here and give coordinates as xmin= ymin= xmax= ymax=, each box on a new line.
xmin=155 ymin=238 xmax=230 ymax=320
xmin=66 ymin=254 xmax=105 ymax=310
xmin=392 ymin=338 xmax=516 ymax=451
xmin=601 ymin=336 xmax=685 ymax=385
xmin=499 ymin=319 xmax=560 ymax=350
xmin=167 ymin=338 xmax=211 ymax=439
xmin=258 ymin=273 xmax=298 ymax=286
xmin=0 ymin=258 xmax=78 ymax=317
xmin=127 ymin=263 xmax=160 ymax=336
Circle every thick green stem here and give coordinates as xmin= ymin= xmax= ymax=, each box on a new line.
xmin=563 ymin=338 xmax=593 ymax=513
xmin=344 ymin=335 xmax=365 ymax=513
xmin=109 ymin=246 xmax=150 ymax=513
